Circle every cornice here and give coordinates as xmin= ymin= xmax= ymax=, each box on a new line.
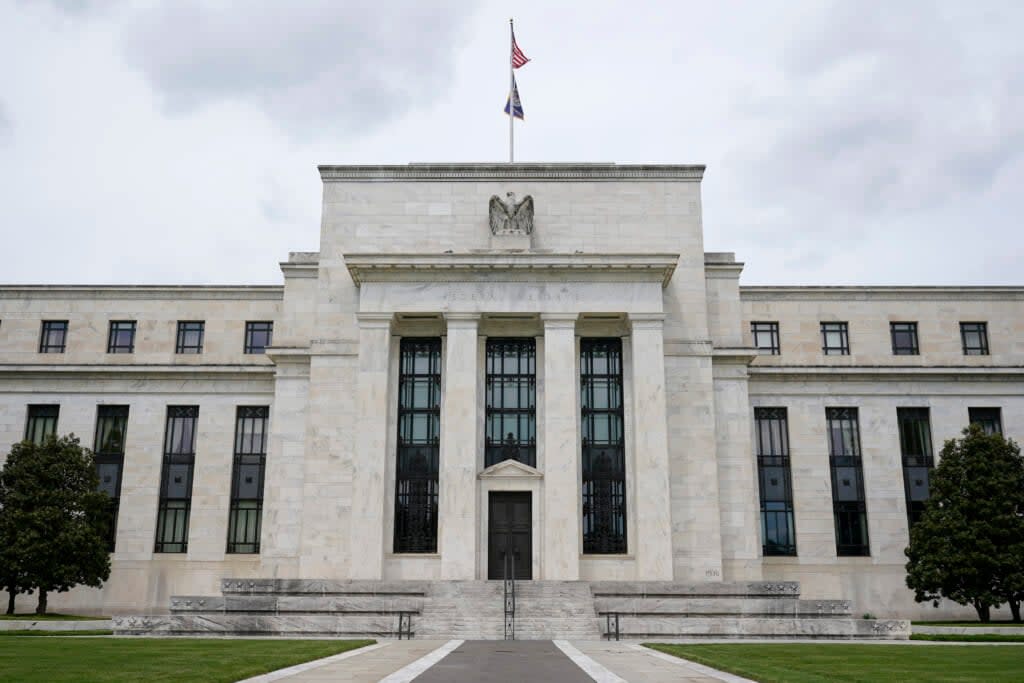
xmin=0 ymin=285 xmax=283 ymax=301
xmin=740 ymin=286 xmax=1024 ymax=302
xmin=0 ymin=363 xmax=275 ymax=380
xmin=749 ymin=365 xmax=1024 ymax=381
xmin=318 ymin=163 xmax=705 ymax=182
xmin=343 ymin=252 xmax=679 ymax=288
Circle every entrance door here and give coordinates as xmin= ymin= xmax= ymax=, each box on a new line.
xmin=488 ymin=492 xmax=532 ymax=580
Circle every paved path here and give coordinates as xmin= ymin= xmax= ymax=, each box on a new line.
xmin=246 ymin=639 xmax=740 ymax=682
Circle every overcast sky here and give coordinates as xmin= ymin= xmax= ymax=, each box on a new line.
xmin=1 ymin=1 xmax=1022 ymax=286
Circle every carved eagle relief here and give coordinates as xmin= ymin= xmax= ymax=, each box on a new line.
xmin=488 ymin=192 xmax=534 ymax=235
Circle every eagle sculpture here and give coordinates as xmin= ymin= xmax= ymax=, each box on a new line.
xmin=488 ymin=192 xmax=534 ymax=235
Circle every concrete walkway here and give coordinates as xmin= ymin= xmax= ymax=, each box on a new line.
xmin=241 ymin=639 xmax=743 ymax=682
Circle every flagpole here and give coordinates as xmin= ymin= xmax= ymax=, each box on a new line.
xmin=509 ymin=18 xmax=514 ymax=163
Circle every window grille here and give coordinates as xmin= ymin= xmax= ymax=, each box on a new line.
xmin=244 ymin=321 xmax=273 ymax=354
xmin=227 ymin=406 xmax=268 ymax=553
xmin=154 ymin=406 xmax=198 ymax=553
xmin=755 ymin=407 xmax=796 ymax=556
xmin=94 ymin=405 xmax=128 ymax=551
xmin=890 ymin=322 xmax=919 ymax=355
xmin=820 ymin=322 xmax=850 ymax=355
xmin=897 ymin=408 xmax=933 ymax=529
xmin=826 ymin=407 xmax=870 ymax=556
xmin=485 ymin=338 xmax=537 ymax=468
xmin=107 ymin=320 xmax=136 ymax=354
xmin=25 ymin=404 xmax=59 ymax=444
xmin=581 ymin=338 xmax=627 ymax=554
xmin=39 ymin=320 xmax=68 ymax=353
xmin=393 ymin=338 xmax=441 ymax=553
xmin=175 ymin=321 xmax=205 ymax=354
xmin=960 ymin=322 xmax=989 ymax=355
xmin=751 ymin=321 xmax=780 ymax=355
xmin=968 ymin=407 xmax=1002 ymax=436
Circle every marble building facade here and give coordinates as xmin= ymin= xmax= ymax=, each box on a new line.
xmin=0 ymin=163 xmax=1020 ymax=619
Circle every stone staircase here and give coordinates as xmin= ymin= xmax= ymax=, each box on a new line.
xmin=112 ymin=578 xmax=908 ymax=640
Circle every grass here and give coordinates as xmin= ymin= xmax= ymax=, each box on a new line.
xmin=0 ymin=637 xmax=374 ymax=683
xmin=912 ymin=620 xmax=1024 ymax=627
xmin=911 ymin=633 xmax=1024 ymax=643
xmin=0 ymin=613 xmax=109 ymax=621
xmin=646 ymin=643 xmax=1024 ymax=683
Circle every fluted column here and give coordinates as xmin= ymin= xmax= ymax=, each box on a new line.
xmin=439 ymin=313 xmax=481 ymax=578
xmin=348 ymin=312 xmax=393 ymax=579
xmin=629 ymin=313 xmax=674 ymax=579
xmin=541 ymin=314 xmax=581 ymax=580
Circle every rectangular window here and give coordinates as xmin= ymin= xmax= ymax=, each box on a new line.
xmin=107 ymin=320 xmax=136 ymax=354
xmin=890 ymin=322 xmax=919 ymax=355
xmin=751 ymin=321 xmax=781 ymax=355
xmin=826 ymin=407 xmax=870 ymax=556
xmin=755 ymin=407 xmax=796 ymax=556
xmin=25 ymin=405 xmax=59 ymax=444
xmin=960 ymin=322 xmax=989 ymax=355
xmin=393 ymin=339 xmax=441 ymax=553
xmin=154 ymin=406 xmax=198 ymax=553
xmin=94 ymin=405 xmax=128 ymax=552
xmin=227 ymin=406 xmax=268 ymax=553
xmin=969 ymin=407 xmax=1002 ymax=436
xmin=581 ymin=338 xmax=627 ymax=555
xmin=244 ymin=321 xmax=273 ymax=354
xmin=39 ymin=320 xmax=68 ymax=353
xmin=485 ymin=338 xmax=537 ymax=468
xmin=821 ymin=322 xmax=850 ymax=355
xmin=175 ymin=321 xmax=205 ymax=354
xmin=898 ymin=408 xmax=934 ymax=529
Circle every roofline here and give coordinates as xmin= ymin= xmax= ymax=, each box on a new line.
xmin=0 ymin=285 xmax=284 ymax=301
xmin=741 ymin=285 xmax=1024 ymax=300
xmin=318 ymin=163 xmax=705 ymax=182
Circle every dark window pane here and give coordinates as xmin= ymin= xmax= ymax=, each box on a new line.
xmin=755 ymin=407 xmax=796 ymax=556
xmin=244 ymin=321 xmax=273 ymax=354
xmin=155 ymin=406 xmax=198 ymax=553
xmin=485 ymin=338 xmax=536 ymax=468
xmin=107 ymin=321 xmax=136 ymax=353
xmin=890 ymin=322 xmax=919 ymax=355
xmin=581 ymin=338 xmax=627 ymax=555
xmin=960 ymin=322 xmax=989 ymax=355
xmin=751 ymin=321 xmax=780 ymax=355
xmin=821 ymin=322 xmax=850 ymax=355
xmin=898 ymin=407 xmax=933 ymax=531
xmin=227 ymin=406 xmax=268 ymax=553
xmin=176 ymin=321 xmax=205 ymax=354
xmin=394 ymin=338 xmax=441 ymax=554
xmin=25 ymin=404 xmax=59 ymax=444
xmin=968 ymin=407 xmax=1002 ymax=436
xmin=39 ymin=320 xmax=68 ymax=353
xmin=826 ymin=407 xmax=869 ymax=556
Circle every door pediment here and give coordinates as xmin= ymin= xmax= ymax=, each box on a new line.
xmin=478 ymin=459 xmax=543 ymax=480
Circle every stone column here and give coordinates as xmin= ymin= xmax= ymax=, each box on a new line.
xmin=439 ymin=313 xmax=480 ymax=579
xmin=541 ymin=314 xmax=581 ymax=580
xmin=629 ymin=313 xmax=675 ymax=580
xmin=348 ymin=313 xmax=393 ymax=580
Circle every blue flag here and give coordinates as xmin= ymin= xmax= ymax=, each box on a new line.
xmin=504 ymin=75 xmax=524 ymax=120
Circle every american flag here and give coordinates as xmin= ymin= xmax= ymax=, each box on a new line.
xmin=511 ymin=28 xmax=529 ymax=68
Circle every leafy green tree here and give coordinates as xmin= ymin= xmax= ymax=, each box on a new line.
xmin=0 ymin=435 xmax=111 ymax=614
xmin=905 ymin=425 xmax=1024 ymax=622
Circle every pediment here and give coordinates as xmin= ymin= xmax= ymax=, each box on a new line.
xmin=478 ymin=459 xmax=543 ymax=480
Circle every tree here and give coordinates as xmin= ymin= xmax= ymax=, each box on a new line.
xmin=0 ymin=435 xmax=111 ymax=614
xmin=905 ymin=424 xmax=1024 ymax=622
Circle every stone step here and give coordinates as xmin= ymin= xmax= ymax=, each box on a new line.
xmin=170 ymin=594 xmax=424 ymax=614
xmin=219 ymin=579 xmax=428 ymax=596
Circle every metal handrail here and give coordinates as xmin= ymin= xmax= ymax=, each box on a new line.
xmin=605 ymin=613 xmax=620 ymax=641
xmin=396 ymin=611 xmax=413 ymax=639
xmin=503 ymin=549 xmax=516 ymax=640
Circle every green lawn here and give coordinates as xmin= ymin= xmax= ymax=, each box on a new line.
xmin=912 ymin=620 xmax=1024 ymax=627
xmin=911 ymin=633 xmax=1024 ymax=643
xmin=0 ymin=630 xmax=113 ymax=637
xmin=0 ymin=637 xmax=373 ymax=683
xmin=646 ymin=643 xmax=1024 ymax=683
xmin=0 ymin=613 xmax=109 ymax=620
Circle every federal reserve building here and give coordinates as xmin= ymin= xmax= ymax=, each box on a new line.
xmin=1 ymin=163 xmax=1020 ymax=638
